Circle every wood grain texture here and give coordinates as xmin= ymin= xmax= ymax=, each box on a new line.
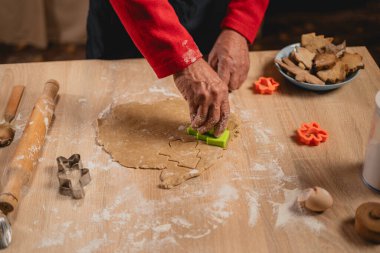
xmin=0 ymin=48 xmax=379 ymax=253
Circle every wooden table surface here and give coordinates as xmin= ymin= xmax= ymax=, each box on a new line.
xmin=0 ymin=48 xmax=380 ymax=253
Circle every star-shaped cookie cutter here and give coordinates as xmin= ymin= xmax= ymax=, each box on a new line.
xmin=297 ymin=122 xmax=328 ymax=146
xmin=254 ymin=77 xmax=280 ymax=94
xmin=56 ymin=154 xmax=91 ymax=199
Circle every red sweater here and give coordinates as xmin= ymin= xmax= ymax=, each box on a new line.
xmin=109 ymin=0 xmax=269 ymax=78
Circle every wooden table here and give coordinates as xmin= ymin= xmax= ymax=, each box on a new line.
xmin=0 ymin=48 xmax=379 ymax=253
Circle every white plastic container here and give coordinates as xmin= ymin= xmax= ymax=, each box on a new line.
xmin=362 ymin=91 xmax=380 ymax=192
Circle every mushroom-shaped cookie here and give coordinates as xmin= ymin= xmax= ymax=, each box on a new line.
xmin=297 ymin=186 xmax=333 ymax=212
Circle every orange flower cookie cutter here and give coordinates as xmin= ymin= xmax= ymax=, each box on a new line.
xmin=254 ymin=77 xmax=280 ymax=94
xmin=297 ymin=122 xmax=328 ymax=146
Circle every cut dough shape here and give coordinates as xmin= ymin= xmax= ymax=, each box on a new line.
xmin=196 ymin=144 xmax=224 ymax=170
xmin=159 ymin=140 xmax=200 ymax=168
xmin=158 ymin=140 xmax=224 ymax=188
xmin=97 ymin=98 xmax=240 ymax=188
xmin=159 ymin=162 xmax=201 ymax=189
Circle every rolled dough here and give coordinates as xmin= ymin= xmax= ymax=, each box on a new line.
xmin=96 ymin=99 xmax=240 ymax=188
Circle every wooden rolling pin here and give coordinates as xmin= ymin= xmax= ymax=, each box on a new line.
xmin=4 ymin=85 xmax=25 ymax=123
xmin=0 ymin=85 xmax=25 ymax=147
xmin=0 ymin=80 xmax=59 ymax=214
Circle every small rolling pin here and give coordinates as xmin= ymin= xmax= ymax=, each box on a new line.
xmin=0 ymin=85 xmax=25 ymax=147
xmin=4 ymin=85 xmax=25 ymax=123
xmin=0 ymin=80 xmax=59 ymax=214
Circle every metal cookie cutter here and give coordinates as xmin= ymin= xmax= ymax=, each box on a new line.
xmin=56 ymin=154 xmax=91 ymax=199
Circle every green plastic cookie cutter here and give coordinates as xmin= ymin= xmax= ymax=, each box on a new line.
xmin=187 ymin=127 xmax=230 ymax=148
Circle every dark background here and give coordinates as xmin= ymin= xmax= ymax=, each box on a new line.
xmin=1 ymin=0 xmax=379 ymax=65
xmin=253 ymin=0 xmax=380 ymax=61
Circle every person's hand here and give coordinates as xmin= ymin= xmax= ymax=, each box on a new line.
xmin=208 ymin=29 xmax=250 ymax=91
xmin=174 ymin=58 xmax=230 ymax=137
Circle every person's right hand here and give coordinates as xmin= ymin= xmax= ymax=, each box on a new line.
xmin=174 ymin=58 xmax=230 ymax=137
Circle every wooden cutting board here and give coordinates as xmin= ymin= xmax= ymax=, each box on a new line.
xmin=0 ymin=48 xmax=379 ymax=253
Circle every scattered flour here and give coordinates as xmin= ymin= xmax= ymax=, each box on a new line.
xmin=15 ymin=155 xmax=25 ymax=161
xmin=69 ymin=230 xmax=84 ymax=239
xmin=189 ymin=169 xmax=199 ymax=176
xmin=245 ymin=190 xmax=260 ymax=227
xmin=153 ymin=224 xmax=172 ymax=234
xmin=29 ymin=144 xmax=41 ymax=155
xmin=239 ymin=109 xmax=255 ymax=123
xmin=252 ymin=122 xmax=272 ymax=144
xmin=148 ymin=85 xmax=180 ymax=98
xmin=171 ymin=217 xmax=192 ymax=229
xmin=44 ymin=117 xmax=49 ymax=133
xmin=271 ymin=188 xmax=325 ymax=233
xmin=92 ymin=209 xmax=112 ymax=222
xmin=16 ymin=112 xmax=22 ymax=121
xmin=206 ymin=184 xmax=239 ymax=224
xmin=61 ymin=183 xmax=240 ymax=252
xmin=37 ymin=221 xmax=73 ymax=248
xmin=77 ymin=234 xmax=108 ymax=253
xmin=97 ymin=103 xmax=112 ymax=119
xmin=85 ymin=160 xmax=98 ymax=170
xmin=182 ymin=49 xmax=197 ymax=64
xmin=177 ymin=125 xmax=186 ymax=131
xmin=78 ymin=98 xmax=88 ymax=104
xmin=229 ymin=100 xmax=322 ymax=235
xmin=28 ymin=88 xmax=322 ymax=252
xmin=182 ymin=40 xmax=188 ymax=46
xmin=183 ymin=229 xmax=211 ymax=239
xmin=181 ymin=40 xmax=198 ymax=64
xmin=251 ymin=162 xmax=267 ymax=171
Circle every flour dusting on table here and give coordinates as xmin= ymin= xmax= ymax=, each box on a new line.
xmin=37 ymin=221 xmax=73 ymax=248
xmin=148 ymin=85 xmax=180 ymax=98
xmin=271 ymin=188 xmax=325 ymax=233
xmin=246 ymin=190 xmax=260 ymax=227
xmin=77 ymin=234 xmax=109 ymax=253
xmin=10 ymin=79 xmax=326 ymax=252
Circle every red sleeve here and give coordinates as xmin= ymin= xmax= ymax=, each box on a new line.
xmin=221 ymin=0 xmax=269 ymax=44
xmin=109 ymin=0 xmax=203 ymax=78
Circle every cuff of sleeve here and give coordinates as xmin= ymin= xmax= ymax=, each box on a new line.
xmin=150 ymin=45 xmax=203 ymax=78
xmin=221 ymin=17 xmax=260 ymax=44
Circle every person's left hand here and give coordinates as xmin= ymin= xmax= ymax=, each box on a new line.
xmin=208 ymin=29 xmax=250 ymax=91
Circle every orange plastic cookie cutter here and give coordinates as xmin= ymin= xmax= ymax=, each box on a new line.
xmin=254 ymin=77 xmax=280 ymax=94
xmin=297 ymin=122 xmax=328 ymax=146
